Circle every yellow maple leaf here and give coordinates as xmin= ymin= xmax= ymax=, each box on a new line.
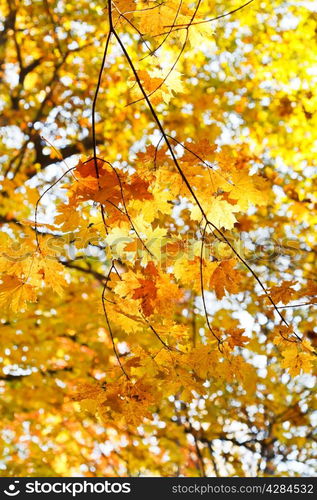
xmin=281 ymin=344 xmax=314 ymax=376
xmin=174 ymin=256 xmax=217 ymax=292
xmin=136 ymin=1 xmax=189 ymax=37
xmin=190 ymin=198 xmax=238 ymax=230
xmin=186 ymin=345 xmax=218 ymax=379
xmin=105 ymin=225 xmax=134 ymax=260
xmin=228 ymin=172 xmax=269 ymax=210
xmin=55 ymin=203 xmax=83 ymax=232
xmin=112 ymin=0 xmax=136 ymax=24
xmin=0 ymin=275 xmax=37 ymax=312
xmin=33 ymin=257 xmax=67 ymax=295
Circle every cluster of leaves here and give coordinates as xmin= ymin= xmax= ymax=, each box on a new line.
xmin=0 ymin=0 xmax=316 ymax=477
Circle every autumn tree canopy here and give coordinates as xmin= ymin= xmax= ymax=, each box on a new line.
xmin=0 ymin=0 xmax=316 ymax=477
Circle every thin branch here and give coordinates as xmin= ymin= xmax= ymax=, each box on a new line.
xmin=62 ymin=261 xmax=106 ymax=282
xmin=141 ymin=313 xmax=174 ymax=351
xmin=34 ymin=167 xmax=76 ymax=252
xmin=97 ymin=157 xmax=154 ymax=257
xmin=164 ymin=0 xmax=257 ymax=31
xmin=200 ymin=222 xmax=221 ymax=344
xmin=102 ymin=264 xmax=130 ymax=380
xmin=273 ymin=302 xmax=317 ymax=310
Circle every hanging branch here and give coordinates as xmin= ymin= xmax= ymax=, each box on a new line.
xmin=200 ymin=222 xmax=222 ymax=345
xmin=102 ymin=263 xmax=130 ymax=380
xmin=34 ymin=166 xmax=76 ymax=252
xmin=95 ymin=157 xmax=155 ymax=257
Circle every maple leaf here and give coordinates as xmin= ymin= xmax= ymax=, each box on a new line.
xmin=111 ymin=0 xmax=136 ymax=23
xmin=0 ymin=275 xmax=37 ymax=312
xmin=75 ymin=158 xmax=105 ymax=179
xmin=34 ymin=257 xmax=67 ymax=295
xmin=96 ymin=380 xmax=154 ymax=426
xmin=281 ymin=345 xmax=314 ymax=377
xmin=155 ymin=272 xmax=183 ymax=316
xmin=73 ymin=383 xmax=105 ymax=402
xmin=125 ymin=175 xmax=153 ymax=201
xmin=226 ymin=328 xmax=249 ymax=349
xmin=182 ymin=139 xmax=217 ymax=164
xmin=173 ymin=256 xmax=217 ymax=293
xmin=220 ymin=354 xmax=251 ymax=384
xmin=136 ymin=144 xmax=168 ymax=174
xmin=105 ymin=225 xmax=134 ymax=259
xmin=209 ymin=259 xmax=241 ymax=299
xmin=131 ymin=68 xmax=184 ymax=105
xmin=136 ymin=2 xmax=181 ymax=37
xmin=132 ymin=278 xmax=157 ymax=317
xmin=186 ymin=345 xmax=218 ymax=379
xmin=268 ymin=280 xmax=298 ymax=304
xmin=228 ymin=172 xmax=269 ymax=210
xmin=190 ymin=198 xmax=238 ymax=230
xmin=273 ymin=325 xmax=295 ymax=345
xmin=55 ymin=203 xmax=82 ymax=231
xmin=208 ymin=198 xmax=239 ymax=230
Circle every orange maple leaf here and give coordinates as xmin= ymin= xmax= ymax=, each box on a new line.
xmin=209 ymin=259 xmax=241 ymax=299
